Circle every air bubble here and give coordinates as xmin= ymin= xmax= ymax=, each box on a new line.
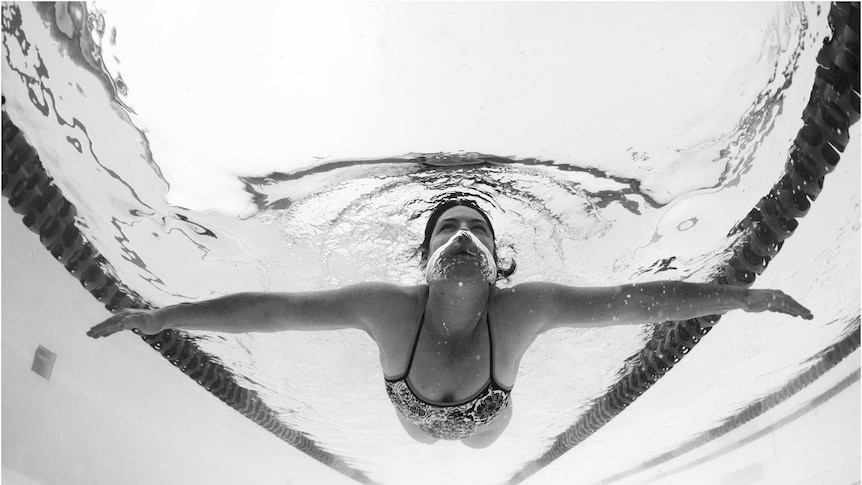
xmin=258 ymin=213 xmax=278 ymax=225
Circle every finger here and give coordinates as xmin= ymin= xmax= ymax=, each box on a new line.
xmin=786 ymin=304 xmax=812 ymax=320
xmin=762 ymin=291 xmax=812 ymax=320
xmin=88 ymin=319 xmax=116 ymax=337
xmin=787 ymin=299 xmax=813 ymax=320
xmin=97 ymin=325 xmax=119 ymax=338
xmin=87 ymin=323 xmax=109 ymax=338
xmin=87 ymin=325 xmax=113 ymax=338
xmin=784 ymin=306 xmax=807 ymax=318
xmin=99 ymin=326 xmax=123 ymax=338
xmin=88 ymin=315 xmax=125 ymax=338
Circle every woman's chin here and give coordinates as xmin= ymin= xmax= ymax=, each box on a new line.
xmin=429 ymin=262 xmax=486 ymax=283
xmin=448 ymin=272 xmax=486 ymax=283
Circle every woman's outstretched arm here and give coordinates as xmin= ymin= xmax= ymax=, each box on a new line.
xmin=502 ymin=281 xmax=812 ymax=332
xmin=87 ymin=282 xmax=417 ymax=338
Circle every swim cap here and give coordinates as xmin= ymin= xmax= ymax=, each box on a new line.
xmin=424 ymin=230 xmax=497 ymax=283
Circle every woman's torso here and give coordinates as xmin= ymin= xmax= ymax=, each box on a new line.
xmin=371 ymin=284 xmax=542 ymax=403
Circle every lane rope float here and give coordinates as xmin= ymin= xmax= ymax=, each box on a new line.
xmin=1 ymin=110 xmax=377 ymax=484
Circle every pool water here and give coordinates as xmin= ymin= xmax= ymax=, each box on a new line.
xmin=2 ymin=3 xmax=858 ymax=484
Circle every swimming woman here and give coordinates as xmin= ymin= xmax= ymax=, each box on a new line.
xmin=88 ymin=198 xmax=813 ymax=448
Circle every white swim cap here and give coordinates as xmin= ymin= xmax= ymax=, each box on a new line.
xmin=424 ymin=230 xmax=497 ymax=283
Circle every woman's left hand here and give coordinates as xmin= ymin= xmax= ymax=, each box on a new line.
xmin=746 ymin=289 xmax=813 ymax=320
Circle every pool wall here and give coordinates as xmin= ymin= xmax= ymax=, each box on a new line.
xmin=1 ymin=202 xmax=355 ymax=485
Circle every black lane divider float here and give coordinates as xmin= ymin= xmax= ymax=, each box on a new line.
xmin=654 ymin=369 xmax=862 ymax=484
xmin=597 ymin=323 xmax=860 ymax=484
xmin=508 ymin=3 xmax=859 ymax=484
xmin=1 ymin=118 xmax=376 ymax=483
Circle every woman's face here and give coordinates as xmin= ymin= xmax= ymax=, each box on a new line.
xmin=425 ymin=206 xmax=497 ymax=283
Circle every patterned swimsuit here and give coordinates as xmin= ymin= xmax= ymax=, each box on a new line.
xmin=385 ymin=304 xmax=512 ymax=440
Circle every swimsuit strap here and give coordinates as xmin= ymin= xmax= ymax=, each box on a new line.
xmin=389 ymin=285 xmax=512 ymax=393
xmin=400 ymin=300 xmax=427 ymax=381
xmin=486 ymin=305 xmax=512 ymax=392
xmin=385 ymin=289 xmax=428 ymax=382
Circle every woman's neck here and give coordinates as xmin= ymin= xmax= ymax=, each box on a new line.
xmin=425 ymin=279 xmax=490 ymax=339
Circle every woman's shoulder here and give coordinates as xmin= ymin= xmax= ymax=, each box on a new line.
xmin=353 ymin=283 xmax=427 ymax=353
xmin=490 ymin=283 xmax=558 ymax=333
xmin=345 ymin=282 xmax=426 ymax=327
xmin=491 ymin=282 xmax=557 ymax=305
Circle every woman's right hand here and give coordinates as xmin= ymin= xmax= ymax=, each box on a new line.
xmin=87 ymin=308 xmax=164 ymax=338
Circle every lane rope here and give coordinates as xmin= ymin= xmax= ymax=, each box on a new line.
xmin=1 ymin=111 xmax=377 ymax=484
xmin=507 ymin=3 xmax=859 ymax=483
